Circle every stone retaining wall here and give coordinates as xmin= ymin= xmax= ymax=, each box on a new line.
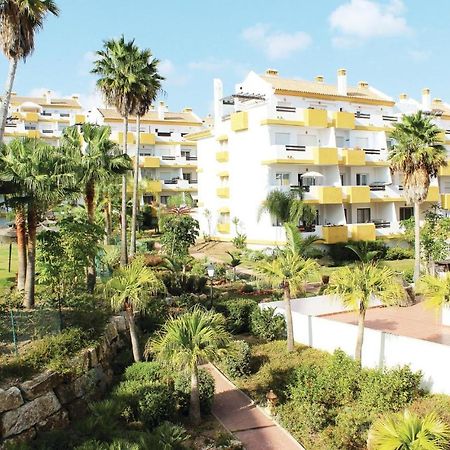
xmin=0 ymin=315 xmax=129 ymax=448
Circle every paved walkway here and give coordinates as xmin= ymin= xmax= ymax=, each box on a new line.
xmin=204 ymin=364 xmax=304 ymax=450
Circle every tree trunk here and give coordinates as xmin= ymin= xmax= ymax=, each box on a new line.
xmin=413 ymin=201 xmax=421 ymax=283
xmin=24 ymin=206 xmax=37 ymax=309
xmin=0 ymin=58 xmax=19 ymax=142
xmin=120 ymin=116 xmax=129 ymax=266
xmin=355 ymin=303 xmax=366 ymax=362
xmin=125 ymin=307 xmax=141 ymax=362
xmin=104 ymin=198 xmax=112 ymax=246
xmin=189 ymin=364 xmax=201 ymax=425
xmin=284 ymin=282 xmax=295 ymax=352
xmin=85 ymin=181 xmax=96 ymax=292
xmin=15 ymin=208 xmax=27 ymax=292
xmin=130 ymin=115 xmax=140 ymax=257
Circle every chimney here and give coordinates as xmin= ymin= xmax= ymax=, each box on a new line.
xmin=358 ymin=81 xmax=369 ymax=89
xmin=157 ymin=101 xmax=165 ymax=120
xmin=44 ymin=90 xmax=52 ymax=104
xmin=213 ymin=78 xmax=223 ymax=129
xmin=399 ymin=93 xmax=408 ymax=100
xmin=265 ymin=69 xmax=279 ymax=77
xmin=315 ymin=75 xmax=324 ymax=83
xmin=433 ymin=98 xmax=442 ymax=104
xmin=71 ymin=94 xmax=79 ymax=100
xmin=183 ymin=107 xmax=192 ymax=112
xmin=11 ymin=92 xmax=16 ymax=96
xmin=337 ymin=69 xmax=347 ymax=96
xmin=422 ymin=88 xmax=431 ymax=110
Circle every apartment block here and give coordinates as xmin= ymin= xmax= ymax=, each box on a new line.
xmin=190 ymin=69 xmax=449 ymax=246
xmin=92 ymin=102 xmax=204 ymax=205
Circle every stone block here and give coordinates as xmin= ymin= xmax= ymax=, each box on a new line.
xmin=1 ymin=391 xmax=61 ymax=438
xmin=0 ymin=387 xmax=23 ymax=414
xmin=19 ymin=371 xmax=60 ymax=401
xmin=104 ymin=322 xmax=118 ymax=344
xmin=1 ymin=426 xmax=36 ymax=447
xmin=87 ymin=347 xmax=99 ymax=368
xmin=66 ymin=398 xmax=88 ymax=420
xmin=36 ymin=408 xmax=69 ymax=433
xmin=54 ymin=382 xmax=77 ymax=405
xmin=112 ymin=315 xmax=127 ymax=332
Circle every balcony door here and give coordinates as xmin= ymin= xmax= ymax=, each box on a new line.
xmin=356 ymin=208 xmax=371 ymax=223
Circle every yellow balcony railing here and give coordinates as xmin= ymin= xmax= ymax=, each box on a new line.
xmin=142 ymin=156 xmax=160 ymax=168
xmin=117 ymin=132 xmax=135 ymax=145
xmin=140 ymin=132 xmax=156 ymax=145
xmin=27 ymin=130 xmax=40 ymax=138
xmin=231 ymin=111 xmax=248 ymax=132
xmin=441 ymin=193 xmax=450 ymax=210
xmin=317 ymin=186 xmax=343 ymax=204
xmin=217 ymin=223 xmax=230 ymax=234
xmin=24 ymin=112 xmax=39 ymax=122
xmin=333 ymin=111 xmax=355 ymax=129
xmin=74 ymin=114 xmax=86 ymax=124
xmin=343 ymin=186 xmax=370 ymax=203
xmin=313 ymin=147 xmax=338 ymax=165
xmin=303 ymin=109 xmax=328 ymax=128
xmin=144 ymin=180 xmax=162 ymax=193
xmin=438 ymin=164 xmax=450 ymax=176
xmin=425 ymin=186 xmax=439 ymax=202
xmin=216 ymin=151 xmax=229 ymax=163
xmin=216 ymin=187 xmax=230 ymax=198
xmin=341 ymin=148 xmax=365 ymax=166
xmin=349 ymin=223 xmax=376 ymax=241
xmin=322 ymin=225 xmax=348 ymax=244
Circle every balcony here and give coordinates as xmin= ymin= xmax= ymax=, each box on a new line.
xmin=340 ymin=148 xmax=365 ymax=166
xmin=117 ymin=132 xmax=135 ymax=145
xmin=216 ymin=187 xmax=230 ymax=198
xmin=370 ymin=186 xmax=404 ymax=202
xmin=304 ymin=186 xmax=343 ymax=204
xmin=162 ymin=179 xmax=196 ymax=191
xmin=216 ymin=151 xmax=229 ymax=163
xmin=142 ymin=157 xmax=160 ymax=168
xmin=425 ymin=186 xmax=439 ymax=202
xmin=441 ymin=194 xmax=450 ymax=209
xmin=140 ymin=132 xmax=156 ymax=145
xmin=348 ymin=223 xmax=376 ymax=241
xmin=303 ymin=109 xmax=328 ymax=128
xmin=322 ymin=225 xmax=348 ymax=244
xmin=144 ymin=180 xmax=162 ymax=193
xmin=231 ymin=111 xmax=248 ymax=132
xmin=74 ymin=114 xmax=86 ymax=124
xmin=439 ymin=165 xmax=450 ymax=176
xmin=343 ymin=186 xmax=370 ymax=203
xmin=217 ymin=223 xmax=230 ymax=234
xmin=27 ymin=130 xmax=40 ymax=138
xmin=313 ymin=147 xmax=338 ymax=165
xmin=333 ymin=112 xmax=355 ymax=129
xmin=24 ymin=112 xmax=39 ymax=122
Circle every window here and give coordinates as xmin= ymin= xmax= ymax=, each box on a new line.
xmin=336 ymin=136 xmax=345 ymax=148
xmin=160 ymin=196 xmax=170 ymax=205
xmin=274 ymin=132 xmax=290 ymax=145
xmin=356 ymin=173 xmax=368 ymax=186
xmin=340 ymin=174 xmax=345 ymax=186
xmin=157 ymin=131 xmax=172 ymax=137
xmin=275 ymin=173 xmax=290 ymax=186
xmin=399 ymin=207 xmax=413 ymax=221
xmin=183 ymin=173 xmax=191 ymax=182
xmin=143 ymin=195 xmax=154 ymax=204
xmin=357 ymin=208 xmax=371 ymax=223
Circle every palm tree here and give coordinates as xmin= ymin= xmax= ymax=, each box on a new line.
xmin=62 ymin=124 xmax=131 ymax=291
xmin=367 ymin=410 xmax=450 ymax=450
xmin=148 ymin=307 xmax=232 ymax=425
xmin=92 ymin=36 xmax=151 ymax=267
xmin=345 ymin=241 xmax=379 ymax=263
xmin=389 ymin=111 xmax=447 ymax=282
xmin=105 ymin=256 xmax=164 ymax=362
xmin=283 ymin=222 xmax=322 ymax=257
xmin=226 ymin=251 xmax=241 ymax=280
xmin=130 ymin=49 xmax=164 ymax=258
xmin=253 ymin=253 xmax=319 ymax=352
xmin=326 ymin=263 xmax=405 ymax=361
xmin=0 ymin=0 xmax=59 ymax=141
xmin=419 ymin=273 xmax=450 ymax=310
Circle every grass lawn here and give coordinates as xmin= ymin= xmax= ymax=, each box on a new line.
xmin=0 ymin=243 xmax=17 ymax=289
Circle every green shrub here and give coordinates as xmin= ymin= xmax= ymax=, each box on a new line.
xmin=385 ymin=246 xmax=414 ymax=260
xmin=240 ymin=283 xmax=254 ymax=293
xmin=153 ymin=421 xmax=190 ymax=449
xmin=138 ymin=383 xmax=176 ymax=428
xmin=402 ymin=268 xmax=414 ymax=284
xmin=327 ymin=240 xmax=388 ymax=264
xmin=174 ymin=368 xmax=215 ymax=415
xmin=410 ymin=394 xmax=450 ymax=425
xmin=123 ymin=361 xmax=162 ymax=383
xmin=250 ymin=307 xmax=286 ymax=341
xmin=217 ymin=298 xmax=257 ymax=333
xmin=223 ymin=340 xmax=251 ymax=377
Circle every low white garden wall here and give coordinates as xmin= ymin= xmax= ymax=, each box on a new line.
xmin=260 ymin=295 xmax=450 ymax=395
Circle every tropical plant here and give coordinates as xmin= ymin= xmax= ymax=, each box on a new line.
xmin=283 ymin=222 xmax=322 ymax=257
xmin=0 ymin=0 xmax=59 ymax=141
xmin=159 ymin=214 xmax=199 ymax=259
xmin=389 ymin=111 xmax=447 ymax=282
xmin=226 ymin=251 xmax=241 ymax=280
xmin=105 ymin=257 xmax=165 ymax=361
xmin=253 ymin=253 xmax=319 ymax=351
xmin=147 ymin=306 xmax=232 ymax=425
xmin=326 ymin=263 xmax=405 ymax=361
xmin=419 ymin=273 xmax=450 ymax=311
xmin=367 ymin=410 xmax=450 ymax=450
xmin=345 ymin=241 xmax=380 ymax=263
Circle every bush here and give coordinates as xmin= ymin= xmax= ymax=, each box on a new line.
xmin=124 ymin=361 xmax=163 ymax=383
xmin=174 ymin=368 xmax=215 ymax=415
xmin=385 ymin=246 xmax=414 ymax=260
xmin=138 ymin=383 xmax=176 ymax=428
xmin=250 ymin=307 xmax=286 ymax=341
xmin=327 ymin=240 xmax=388 ymax=264
xmin=223 ymin=340 xmax=251 ymax=377
xmin=240 ymin=283 xmax=254 ymax=293
xmin=217 ymin=298 xmax=257 ymax=333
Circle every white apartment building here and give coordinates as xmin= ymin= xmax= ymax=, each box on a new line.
xmin=190 ymin=69 xmax=450 ymax=246
xmin=91 ymin=102 xmax=204 ymax=205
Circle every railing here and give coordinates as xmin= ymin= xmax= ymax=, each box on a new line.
xmin=59 ymin=113 xmax=69 ymax=118
xmin=186 ymin=156 xmax=197 ymax=161
xmin=363 ymin=148 xmax=381 ymax=155
xmin=42 ymin=130 xmax=53 ymax=134
xmin=41 ymin=112 xmax=52 ymax=117
xmin=369 ymin=184 xmax=386 ymax=191
xmin=355 ymin=112 xmax=370 ymax=119
xmin=374 ymin=220 xmax=391 ymax=229
xmin=190 ymin=179 xmax=198 ymax=184
xmin=382 ymin=115 xmax=398 ymax=122
xmin=276 ymin=106 xmax=296 ymax=113
xmin=161 ymin=155 xmax=176 ymax=160
xmin=399 ymin=185 xmax=404 ymax=191
xmin=286 ymin=145 xmax=306 ymax=152
xmin=163 ymin=179 xmax=177 ymax=185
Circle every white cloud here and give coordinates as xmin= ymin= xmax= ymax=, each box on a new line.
xmin=408 ymin=49 xmax=430 ymax=63
xmin=329 ymin=0 xmax=411 ymax=46
xmin=241 ymin=24 xmax=312 ymax=59
xmin=188 ymin=59 xmax=226 ymax=72
xmin=159 ymin=59 xmax=189 ymax=87
xmin=78 ymin=51 xmax=96 ymax=77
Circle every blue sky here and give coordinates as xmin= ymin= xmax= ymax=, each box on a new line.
xmin=1 ymin=0 xmax=449 ymax=116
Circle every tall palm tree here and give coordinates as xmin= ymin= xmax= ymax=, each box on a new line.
xmin=148 ymin=307 xmax=232 ymax=425
xmin=130 ymin=49 xmax=164 ymax=258
xmin=105 ymin=256 xmax=164 ymax=362
xmin=92 ymin=36 xmax=153 ymax=267
xmin=253 ymin=253 xmax=319 ymax=352
xmin=326 ymin=263 xmax=405 ymax=361
xmin=419 ymin=273 xmax=450 ymax=310
xmin=0 ymin=0 xmax=59 ymax=141
xmin=62 ymin=124 xmax=131 ymax=291
xmin=389 ymin=111 xmax=447 ymax=282
xmin=367 ymin=410 xmax=450 ymax=450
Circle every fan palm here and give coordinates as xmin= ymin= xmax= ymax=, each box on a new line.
xmin=389 ymin=112 xmax=447 ymax=282
xmin=345 ymin=241 xmax=379 ymax=263
xmin=62 ymin=124 xmax=131 ymax=291
xmin=226 ymin=251 xmax=241 ymax=280
xmin=105 ymin=256 xmax=164 ymax=362
xmin=283 ymin=221 xmax=322 ymax=257
xmin=92 ymin=36 xmax=152 ymax=267
xmin=147 ymin=306 xmax=232 ymax=425
xmin=367 ymin=410 xmax=450 ymax=450
xmin=130 ymin=49 xmax=164 ymax=258
xmin=419 ymin=273 xmax=450 ymax=310
xmin=253 ymin=253 xmax=319 ymax=352
xmin=0 ymin=0 xmax=59 ymax=141
xmin=326 ymin=263 xmax=405 ymax=361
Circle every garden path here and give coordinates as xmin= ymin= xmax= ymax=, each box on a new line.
xmin=204 ymin=363 xmax=304 ymax=450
